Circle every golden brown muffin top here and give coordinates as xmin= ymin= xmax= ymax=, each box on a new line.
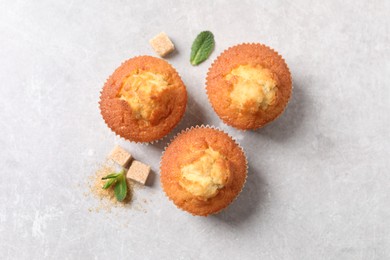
xmin=179 ymin=146 xmax=230 ymax=200
xmin=100 ymin=56 xmax=187 ymax=142
xmin=118 ymin=70 xmax=171 ymax=121
xmin=160 ymin=127 xmax=247 ymax=216
xmin=226 ymin=65 xmax=278 ymax=112
xmin=206 ymin=43 xmax=292 ymax=130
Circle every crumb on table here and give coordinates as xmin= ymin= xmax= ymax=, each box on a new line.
xmin=89 ymin=164 xmax=133 ymax=212
xmin=149 ymin=32 xmax=175 ymax=57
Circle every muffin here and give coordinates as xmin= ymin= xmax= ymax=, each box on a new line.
xmin=206 ymin=43 xmax=292 ymax=130
xmin=99 ymin=56 xmax=187 ymax=143
xmin=160 ymin=126 xmax=247 ymax=216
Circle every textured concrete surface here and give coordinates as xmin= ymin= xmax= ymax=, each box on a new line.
xmin=0 ymin=0 xmax=389 ymax=259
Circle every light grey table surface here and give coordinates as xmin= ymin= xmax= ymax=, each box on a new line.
xmin=1 ymin=0 xmax=389 ymax=259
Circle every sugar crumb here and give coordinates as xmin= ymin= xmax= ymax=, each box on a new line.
xmin=88 ymin=163 xmax=134 ymax=213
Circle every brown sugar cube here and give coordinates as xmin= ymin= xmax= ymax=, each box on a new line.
xmin=149 ymin=32 xmax=175 ymax=57
xmin=126 ymin=160 xmax=151 ymax=185
xmin=108 ymin=145 xmax=132 ymax=167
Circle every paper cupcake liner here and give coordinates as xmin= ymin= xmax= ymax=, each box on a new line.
xmin=98 ymin=56 xmax=187 ymax=145
xmin=205 ymin=43 xmax=293 ymax=130
xmin=160 ymin=124 xmax=248 ymax=216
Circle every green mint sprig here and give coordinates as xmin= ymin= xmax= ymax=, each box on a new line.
xmin=102 ymin=169 xmax=127 ymax=202
xmin=190 ymin=31 xmax=215 ymax=66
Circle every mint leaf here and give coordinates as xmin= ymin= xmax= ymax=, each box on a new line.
xmin=102 ymin=178 xmax=117 ymax=189
xmin=190 ymin=31 xmax=215 ymax=66
xmin=101 ymin=169 xmax=127 ymax=202
xmin=102 ymin=173 xmax=121 ymax=180
xmin=114 ymin=174 xmax=127 ymax=202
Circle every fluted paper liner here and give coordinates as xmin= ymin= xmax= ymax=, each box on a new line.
xmin=160 ymin=125 xmax=248 ymax=216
